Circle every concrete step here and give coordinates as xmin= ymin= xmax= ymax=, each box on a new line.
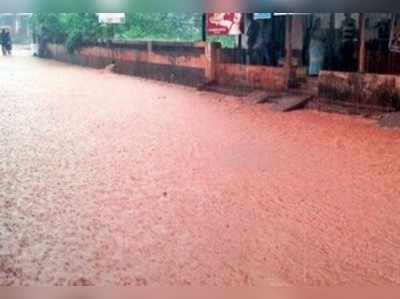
xmin=196 ymin=82 xmax=254 ymax=97
xmin=244 ymin=91 xmax=290 ymax=105
xmin=272 ymin=94 xmax=314 ymax=112
xmin=293 ymin=76 xmax=320 ymax=96
xmin=245 ymin=90 xmax=313 ymax=112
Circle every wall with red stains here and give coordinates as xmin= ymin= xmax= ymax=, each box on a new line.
xmin=319 ymin=71 xmax=400 ymax=111
xmin=216 ymin=63 xmax=286 ymax=92
xmin=47 ymin=42 xmax=208 ymax=87
xmin=46 ymin=42 xmax=288 ymax=92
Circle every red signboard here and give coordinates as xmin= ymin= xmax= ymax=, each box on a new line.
xmin=207 ymin=13 xmax=243 ymax=36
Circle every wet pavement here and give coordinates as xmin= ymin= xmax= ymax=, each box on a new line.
xmin=1 ymin=50 xmax=400 ymax=286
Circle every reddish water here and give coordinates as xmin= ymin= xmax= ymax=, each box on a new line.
xmin=1 ymin=50 xmax=400 ymax=286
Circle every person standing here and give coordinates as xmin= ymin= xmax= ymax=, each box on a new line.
xmin=376 ymin=17 xmax=391 ymax=50
xmin=340 ymin=13 xmax=357 ymax=71
xmin=5 ymin=30 xmax=12 ymax=55
xmin=260 ymin=19 xmax=274 ymax=66
xmin=309 ymin=18 xmax=326 ymax=76
xmin=246 ymin=15 xmax=261 ymax=64
xmin=0 ymin=29 xmax=11 ymax=56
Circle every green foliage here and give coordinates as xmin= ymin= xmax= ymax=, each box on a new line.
xmin=32 ymin=13 xmax=105 ymax=52
xmin=206 ymin=36 xmax=236 ymax=48
xmin=31 ymin=13 xmax=68 ymax=43
xmin=32 ymin=13 xmax=237 ymax=52
xmin=65 ymin=31 xmax=83 ymax=54
xmin=120 ymin=13 xmax=202 ymax=42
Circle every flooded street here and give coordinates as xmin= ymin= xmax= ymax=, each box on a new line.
xmin=1 ymin=50 xmax=400 ymax=286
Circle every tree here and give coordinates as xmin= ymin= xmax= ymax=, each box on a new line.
xmin=31 ymin=13 xmax=235 ymax=52
xmin=31 ymin=13 xmax=105 ymax=52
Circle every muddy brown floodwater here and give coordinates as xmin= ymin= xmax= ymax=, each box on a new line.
xmin=1 ymin=50 xmax=400 ymax=286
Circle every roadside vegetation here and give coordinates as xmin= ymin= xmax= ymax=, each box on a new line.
xmin=31 ymin=13 xmax=236 ymax=52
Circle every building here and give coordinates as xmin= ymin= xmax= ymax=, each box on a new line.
xmin=205 ymin=13 xmax=400 ymax=112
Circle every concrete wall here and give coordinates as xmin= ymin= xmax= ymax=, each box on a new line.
xmin=216 ymin=63 xmax=286 ymax=91
xmin=46 ymin=42 xmax=288 ymax=92
xmin=216 ymin=46 xmax=286 ymax=91
xmin=47 ymin=42 xmax=208 ymax=87
xmin=319 ymin=70 xmax=400 ymax=110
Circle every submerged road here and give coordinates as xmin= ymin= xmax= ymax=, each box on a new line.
xmin=1 ymin=50 xmax=400 ymax=286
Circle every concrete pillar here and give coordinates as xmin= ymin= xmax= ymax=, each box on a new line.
xmin=10 ymin=14 xmax=17 ymax=36
xmin=205 ymin=42 xmax=220 ymax=83
xmin=202 ymin=14 xmax=207 ymax=42
xmin=358 ymin=13 xmax=366 ymax=73
xmin=15 ymin=14 xmax=21 ymax=35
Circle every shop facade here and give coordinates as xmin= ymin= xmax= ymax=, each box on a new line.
xmin=207 ymin=13 xmax=400 ymax=112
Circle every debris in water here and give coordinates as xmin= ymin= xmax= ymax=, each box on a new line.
xmin=103 ymin=63 xmax=116 ymax=73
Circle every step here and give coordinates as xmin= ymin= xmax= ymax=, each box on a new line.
xmin=272 ymin=94 xmax=314 ymax=112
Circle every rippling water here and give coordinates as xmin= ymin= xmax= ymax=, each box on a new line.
xmin=1 ymin=50 xmax=400 ymax=286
